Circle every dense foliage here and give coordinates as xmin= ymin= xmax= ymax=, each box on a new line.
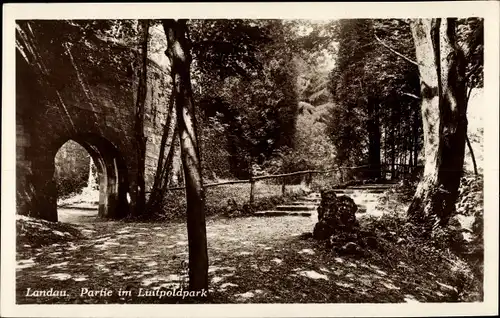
xmin=190 ymin=20 xmax=301 ymax=179
xmin=327 ymin=19 xmax=421 ymax=176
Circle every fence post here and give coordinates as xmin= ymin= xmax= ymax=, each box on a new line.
xmin=249 ymin=176 xmax=255 ymax=204
xmin=281 ymin=177 xmax=286 ymax=196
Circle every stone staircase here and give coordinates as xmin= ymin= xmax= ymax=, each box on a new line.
xmin=254 ymin=193 xmax=321 ymax=217
xmin=254 ymin=183 xmax=395 ymax=219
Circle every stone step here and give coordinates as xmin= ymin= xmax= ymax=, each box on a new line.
xmin=339 ymin=185 xmax=392 ymax=190
xmin=333 ymin=190 xmax=385 ymax=195
xmin=302 ymin=197 xmax=321 ymax=202
xmin=276 ymin=205 xmax=317 ymax=211
xmin=359 ymin=195 xmax=381 ymax=199
xmin=349 ymin=194 xmax=380 ymax=198
xmin=350 ymin=183 xmax=395 ymax=188
xmin=299 ymin=197 xmax=321 ymax=202
xmin=289 ymin=201 xmax=320 ymax=206
xmin=254 ymin=211 xmax=312 ymax=217
xmin=356 ymin=200 xmax=375 ymax=205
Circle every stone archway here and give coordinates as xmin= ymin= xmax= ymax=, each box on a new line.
xmin=16 ymin=20 xmax=174 ymax=222
xmin=54 ymin=134 xmax=130 ymax=221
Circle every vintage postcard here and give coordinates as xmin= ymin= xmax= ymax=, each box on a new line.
xmin=2 ymin=2 xmax=499 ymax=317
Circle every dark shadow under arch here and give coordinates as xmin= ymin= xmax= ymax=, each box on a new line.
xmin=54 ymin=133 xmax=130 ymax=220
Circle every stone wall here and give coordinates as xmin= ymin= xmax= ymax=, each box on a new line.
xmin=51 ymin=59 xmax=178 ymax=196
xmin=143 ymin=59 xmax=180 ymax=191
xmin=16 ymin=21 xmax=142 ymax=221
xmin=16 ymin=21 xmax=183 ymax=221
xmin=16 ymin=87 xmax=32 ymax=215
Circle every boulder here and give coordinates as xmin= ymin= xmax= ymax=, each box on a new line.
xmin=317 ymin=189 xmax=338 ymax=222
xmin=313 ymin=190 xmax=359 ymax=240
xmin=336 ymin=195 xmax=358 ymax=229
xmin=313 ymin=221 xmax=332 ymax=240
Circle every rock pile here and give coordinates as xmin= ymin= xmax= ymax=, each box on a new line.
xmin=313 ymin=190 xmax=359 ymax=240
xmin=307 ymin=188 xmax=387 ymax=256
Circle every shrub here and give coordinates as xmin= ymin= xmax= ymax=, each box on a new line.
xmin=55 ymin=176 xmax=87 ymax=199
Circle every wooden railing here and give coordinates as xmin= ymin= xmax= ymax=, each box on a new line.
xmin=165 ymin=169 xmax=337 ymax=204
xmin=161 ymin=163 xmax=422 ymax=204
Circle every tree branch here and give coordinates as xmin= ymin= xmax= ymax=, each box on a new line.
xmin=402 ymin=92 xmax=421 ymax=100
xmin=466 ymin=85 xmax=474 ymax=105
xmin=374 ymin=33 xmax=418 ymax=66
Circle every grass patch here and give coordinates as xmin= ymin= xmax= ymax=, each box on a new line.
xmin=151 ymin=182 xmax=308 ymax=221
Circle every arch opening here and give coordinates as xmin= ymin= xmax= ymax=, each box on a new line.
xmin=53 ymin=135 xmax=129 ymax=223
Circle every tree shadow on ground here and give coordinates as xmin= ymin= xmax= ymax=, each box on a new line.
xmin=16 ymin=215 xmax=480 ymax=304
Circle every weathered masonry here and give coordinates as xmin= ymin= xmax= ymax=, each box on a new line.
xmin=16 ymin=21 xmax=175 ymax=221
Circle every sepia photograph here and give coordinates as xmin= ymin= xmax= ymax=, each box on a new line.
xmin=2 ymin=2 xmax=499 ymax=317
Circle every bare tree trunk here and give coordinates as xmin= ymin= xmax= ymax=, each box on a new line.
xmin=466 ymin=134 xmax=479 ymax=176
xmin=367 ymin=100 xmax=381 ymax=180
xmin=412 ymin=107 xmax=420 ymax=167
xmin=407 ymin=18 xmax=468 ymax=230
xmin=134 ymin=20 xmax=150 ymax=216
xmin=162 ymin=19 xmax=208 ymax=292
xmin=146 ymin=91 xmax=177 ymax=213
xmin=465 ymin=87 xmax=478 ymax=176
xmin=383 ymin=125 xmax=388 ymax=169
xmin=390 ymin=110 xmax=396 ymax=180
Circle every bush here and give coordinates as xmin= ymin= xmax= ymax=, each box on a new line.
xmin=55 ymin=176 xmax=87 ymax=199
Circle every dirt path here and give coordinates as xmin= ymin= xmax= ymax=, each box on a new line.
xmin=58 ymin=207 xmax=98 ymax=224
xmin=16 ymin=210 xmax=464 ymax=304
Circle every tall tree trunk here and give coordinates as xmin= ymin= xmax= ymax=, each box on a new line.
xmin=465 ymin=88 xmax=478 ymax=176
xmin=390 ymin=106 xmax=396 ymax=179
xmin=134 ymin=20 xmax=150 ymax=216
xmin=383 ymin=125 xmax=388 ymax=172
xmin=412 ymin=106 xmax=420 ymax=167
xmin=162 ymin=19 xmax=208 ymax=292
xmin=367 ymin=100 xmax=381 ymax=180
xmin=409 ymin=134 xmax=414 ymax=167
xmin=146 ymin=91 xmax=177 ymax=213
xmin=407 ymin=18 xmax=467 ymax=230
xmin=466 ymin=133 xmax=478 ymax=176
